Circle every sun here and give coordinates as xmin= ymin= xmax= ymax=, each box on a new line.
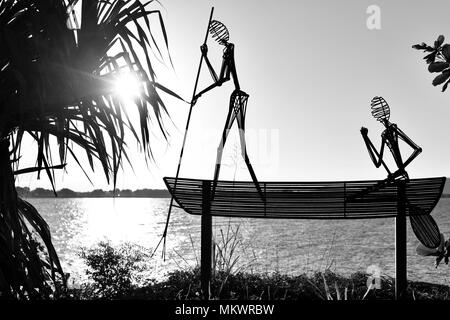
xmin=113 ymin=72 xmax=143 ymax=102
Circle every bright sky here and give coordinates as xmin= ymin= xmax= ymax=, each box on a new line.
xmin=16 ymin=0 xmax=450 ymax=191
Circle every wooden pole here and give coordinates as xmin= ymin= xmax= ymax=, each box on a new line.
xmin=201 ymin=180 xmax=212 ymax=300
xmin=395 ymin=181 xmax=407 ymax=300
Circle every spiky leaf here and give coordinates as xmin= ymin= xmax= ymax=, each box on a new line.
xmin=0 ymin=0 xmax=179 ymax=299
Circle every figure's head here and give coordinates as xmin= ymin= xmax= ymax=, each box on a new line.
xmin=370 ymin=96 xmax=390 ymax=124
xmin=209 ymin=20 xmax=230 ymax=46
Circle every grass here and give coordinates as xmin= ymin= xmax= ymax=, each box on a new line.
xmin=66 ymin=267 xmax=450 ymax=300
xmin=58 ymin=223 xmax=450 ymax=300
xmin=61 ymin=240 xmax=450 ymax=300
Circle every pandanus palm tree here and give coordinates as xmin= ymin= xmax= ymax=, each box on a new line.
xmin=0 ymin=0 xmax=180 ymax=298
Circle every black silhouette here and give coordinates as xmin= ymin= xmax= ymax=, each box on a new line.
xmin=413 ymin=35 xmax=450 ymax=92
xmin=361 ymin=97 xmax=447 ymax=264
xmin=361 ymin=96 xmax=422 ymax=181
xmin=192 ymin=20 xmax=265 ymax=202
xmin=164 ymin=176 xmax=444 ymax=220
xmin=0 ymin=0 xmax=177 ymax=298
xmin=164 ymin=175 xmax=446 ymax=299
xmin=161 ymin=12 xmax=450 ymax=299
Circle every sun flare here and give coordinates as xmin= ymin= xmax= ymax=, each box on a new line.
xmin=113 ymin=72 xmax=143 ymax=102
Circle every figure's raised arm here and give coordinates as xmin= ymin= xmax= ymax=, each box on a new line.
xmin=201 ymin=44 xmax=219 ymax=83
xmin=361 ymin=127 xmax=392 ymax=175
xmin=192 ymin=44 xmax=224 ymax=102
xmin=193 ymin=20 xmax=234 ymax=102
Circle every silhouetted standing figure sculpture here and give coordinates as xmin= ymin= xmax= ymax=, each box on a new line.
xmin=193 ymin=20 xmax=264 ymax=202
xmin=361 ymin=96 xmax=449 ymax=266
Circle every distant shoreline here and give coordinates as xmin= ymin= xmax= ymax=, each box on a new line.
xmin=22 ymin=195 xmax=172 ymax=198
xmin=16 ymin=186 xmax=171 ymax=198
xmin=17 ymin=185 xmax=450 ymax=199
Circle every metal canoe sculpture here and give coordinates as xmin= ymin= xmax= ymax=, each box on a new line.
xmin=164 ymin=176 xmax=445 ymax=220
xmin=159 ymin=9 xmax=449 ymax=299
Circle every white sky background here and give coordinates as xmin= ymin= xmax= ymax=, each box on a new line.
xmin=15 ymin=0 xmax=450 ymax=191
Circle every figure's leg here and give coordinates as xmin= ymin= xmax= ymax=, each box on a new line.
xmin=211 ymin=102 xmax=236 ymax=200
xmin=399 ymin=172 xmax=442 ymax=250
xmin=398 ymin=173 xmax=441 ymax=249
xmin=234 ymin=91 xmax=265 ymax=202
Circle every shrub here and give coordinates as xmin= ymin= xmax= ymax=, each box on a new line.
xmin=79 ymin=241 xmax=152 ymax=299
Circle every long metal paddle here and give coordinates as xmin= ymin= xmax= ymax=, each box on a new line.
xmin=152 ymin=7 xmax=215 ymax=260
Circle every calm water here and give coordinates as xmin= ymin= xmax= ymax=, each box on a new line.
xmin=31 ymin=197 xmax=450 ymax=286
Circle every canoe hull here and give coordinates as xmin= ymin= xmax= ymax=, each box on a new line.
xmin=164 ymin=177 xmax=446 ymax=219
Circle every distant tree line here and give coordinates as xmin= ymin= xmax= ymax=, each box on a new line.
xmin=16 ymin=187 xmax=170 ymax=198
xmin=17 ymin=185 xmax=450 ymax=199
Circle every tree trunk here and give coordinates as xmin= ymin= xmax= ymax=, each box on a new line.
xmin=0 ymin=138 xmax=21 ymax=298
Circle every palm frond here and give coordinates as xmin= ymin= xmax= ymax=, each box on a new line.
xmin=0 ymin=0 xmax=180 ymax=298
xmin=2 ymin=0 xmax=180 ymax=187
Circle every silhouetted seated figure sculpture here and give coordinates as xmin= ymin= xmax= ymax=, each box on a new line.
xmin=361 ymin=96 xmax=449 ymax=267
xmin=192 ymin=20 xmax=264 ymax=202
xmin=361 ymin=97 xmax=422 ymax=182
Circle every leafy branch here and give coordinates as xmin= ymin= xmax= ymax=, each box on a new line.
xmin=413 ymin=35 xmax=450 ymax=91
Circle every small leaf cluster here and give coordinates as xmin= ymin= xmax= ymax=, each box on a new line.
xmin=413 ymin=35 xmax=450 ymax=91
